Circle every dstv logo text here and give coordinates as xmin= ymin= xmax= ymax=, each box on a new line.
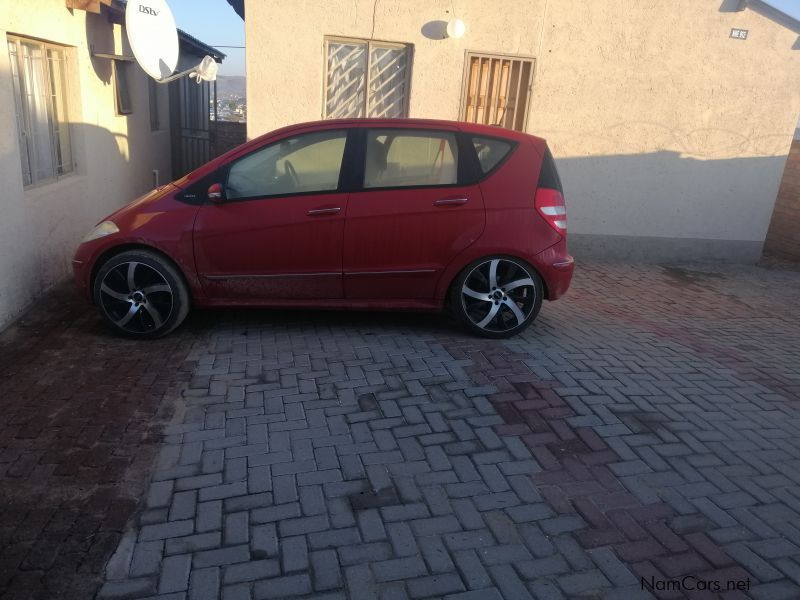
xmin=138 ymin=4 xmax=159 ymax=16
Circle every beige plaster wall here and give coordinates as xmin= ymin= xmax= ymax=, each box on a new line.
xmin=245 ymin=0 xmax=800 ymax=258
xmin=0 ymin=0 xmax=172 ymax=328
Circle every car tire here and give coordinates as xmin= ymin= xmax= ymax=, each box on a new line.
xmin=93 ymin=249 xmax=190 ymax=339
xmin=450 ymin=255 xmax=543 ymax=339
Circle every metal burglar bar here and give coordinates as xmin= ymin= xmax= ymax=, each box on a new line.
xmin=324 ymin=37 xmax=411 ymax=119
xmin=367 ymin=44 xmax=408 ymax=118
xmin=461 ymin=53 xmax=534 ymax=132
xmin=325 ymin=40 xmax=367 ymax=118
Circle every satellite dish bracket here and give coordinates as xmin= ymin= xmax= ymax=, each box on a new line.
xmin=153 ymin=59 xmax=209 ymax=84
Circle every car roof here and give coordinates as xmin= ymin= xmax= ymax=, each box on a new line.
xmin=260 ymin=118 xmax=542 ymax=144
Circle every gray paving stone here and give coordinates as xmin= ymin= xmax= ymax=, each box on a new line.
xmin=387 ymin=522 xmax=419 ymax=557
xmin=139 ymin=520 xmax=195 ymax=542
xmin=444 ymin=589 xmax=503 ymax=600
xmin=281 ymin=535 xmax=309 ymax=573
xmin=310 ymin=549 xmax=342 ymax=591
xmin=251 ymin=502 xmax=301 ymax=524
xmin=407 ymin=573 xmax=466 ymax=598
xmin=130 ymin=541 xmax=165 ymax=577
xmin=158 ymin=554 xmax=191 ymax=594
xmin=253 ymin=574 xmax=312 ymax=599
xmin=196 ymin=500 xmax=223 ymax=533
xmin=371 ymin=556 xmax=428 ymax=582
xmin=339 ymin=541 xmax=393 ymax=566
xmin=308 ymin=526 xmax=361 ymax=550
xmin=165 ymin=532 xmax=222 ymax=556
xmin=279 ymin=514 xmax=330 ymax=537
xmin=188 ymin=566 xmax=220 ymax=600
xmin=418 ymin=536 xmax=456 ymax=574
xmin=224 ymin=511 xmax=249 ymax=546
xmin=193 ymin=545 xmax=251 ymax=569
xmin=222 ymin=559 xmax=280 ymax=584
xmin=358 ymin=508 xmax=387 ymax=542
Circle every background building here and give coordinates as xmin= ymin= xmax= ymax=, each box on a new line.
xmin=234 ymin=0 xmax=800 ymax=264
xmin=0 ymin=0 xmax=222 ymax=329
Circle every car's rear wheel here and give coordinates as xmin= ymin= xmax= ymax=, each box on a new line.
xmin=451 ymin=256 xmax=543 ymax=339
xmin=93 ymin=250 xmax=190 ymax=338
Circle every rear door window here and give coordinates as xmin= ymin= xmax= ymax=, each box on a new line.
xmin=364 ymin=130 xmax=459 ymax=188
xmin=472 ymin=136 xmax=514 ymax=174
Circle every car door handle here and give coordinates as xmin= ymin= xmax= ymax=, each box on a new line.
xmin=433 ymin=198 xmax=468 ymax=207
xmin=307 ymin=207 xmax=341 ymax=216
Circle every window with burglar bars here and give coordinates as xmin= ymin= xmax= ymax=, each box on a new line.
xmin=324 ymin=37 xmax=411 ymax=119
xmin=461 ymin=53 xmax=534 ymax=132
xmin=7 ymin=35 xmax=73 ymax=186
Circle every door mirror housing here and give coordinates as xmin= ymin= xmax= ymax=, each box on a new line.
xmin=208 ymin=183 xmax=225 ymax=203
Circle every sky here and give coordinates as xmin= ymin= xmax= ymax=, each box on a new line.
xmin=168 ymin=0 xmax=245 ymax=77
xmin=760 ymin=0 xmax=800 ymax=21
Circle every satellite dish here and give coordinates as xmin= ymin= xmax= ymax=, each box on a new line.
xmin=126 ymin=0 xmax=179 ymax=80
xmin=446 ymin=19 xmax=466 ymax=39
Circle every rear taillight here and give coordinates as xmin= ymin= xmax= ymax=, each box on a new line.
xmin=535 ymin=146 xmax=566 ymax=235
xmin=535 ymin=188 xmax=567 ymax=235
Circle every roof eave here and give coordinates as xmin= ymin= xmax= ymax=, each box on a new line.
xmin=226 ymin=0 xmax=244 ymax=20
xmin=744 ymin=0 xmax=800 ymax=34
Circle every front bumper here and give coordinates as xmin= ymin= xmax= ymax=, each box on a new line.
xmin=72 ymin=257 xmax=92 ymax=302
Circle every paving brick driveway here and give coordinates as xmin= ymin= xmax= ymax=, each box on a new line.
xmin=2 ymin=260 xmax=799 ymax=600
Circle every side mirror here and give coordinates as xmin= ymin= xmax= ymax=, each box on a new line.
xmin=207 ymin=182 xmax=225 ymax=203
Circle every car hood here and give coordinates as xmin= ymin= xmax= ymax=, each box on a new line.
xmin=101 ymin=184 xmax=181 ymax=226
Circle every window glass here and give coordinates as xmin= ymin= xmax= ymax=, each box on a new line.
xmin=364 ymin=130 xmax=458 ymax=188
xmin=7 ymin=36 xmax=73 ymax=186
xmin=226 ymin=130 xmax=347 ymax=199
xmin=462 ymin=54 xmax=534 ymax=131
xmin=47 ymin=48 xmax=72 ymax=175
xmin=472 ymin=137 xmax=513 ymax=174
xmin=148 ymin=77 xmax=160 ymax=131
xmin=325 ymin=38 xmax=410 ymax=119
xmin=114 ymin=60 xmax=132 ymax=115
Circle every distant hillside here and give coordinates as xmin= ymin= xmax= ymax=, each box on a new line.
xmin=216 ymin=75 xmax=245 ymax=97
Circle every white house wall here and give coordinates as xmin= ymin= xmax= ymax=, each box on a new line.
xmin=0 ymin=0 xmax=172 ymax=329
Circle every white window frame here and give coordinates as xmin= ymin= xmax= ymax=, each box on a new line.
xmin=323 ymin=36 xmax=412 ymax=120
xmin=7 ymin=35 xmax=74 ymax=187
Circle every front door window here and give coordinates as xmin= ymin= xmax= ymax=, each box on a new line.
xmin=226 ymin=129 xmax=347 ymax=199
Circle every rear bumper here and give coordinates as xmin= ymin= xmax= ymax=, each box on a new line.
xmin=532 ymin=240 xmax=574 ymax=300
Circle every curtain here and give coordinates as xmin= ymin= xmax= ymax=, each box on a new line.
xmin=8 ymin=40 xmax=32 ymax=185
xmin=21 ymin=41 xmax=56 ymax=183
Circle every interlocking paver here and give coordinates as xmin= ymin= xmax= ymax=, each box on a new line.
xmin=4 ymin=262 xmax=799 ymax=599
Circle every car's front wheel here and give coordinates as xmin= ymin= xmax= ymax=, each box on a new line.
xmin=93 ymin=249 xmax=190 ymax=338
xmin=451 ymin=256 xmax=543 ymax=339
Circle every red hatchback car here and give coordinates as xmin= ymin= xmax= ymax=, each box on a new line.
xmin=73 ymin=118 xmax=574 ymax=339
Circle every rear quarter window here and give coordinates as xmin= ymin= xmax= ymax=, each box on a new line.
xmin=472 ymin=136 xmax=514 ymax=175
